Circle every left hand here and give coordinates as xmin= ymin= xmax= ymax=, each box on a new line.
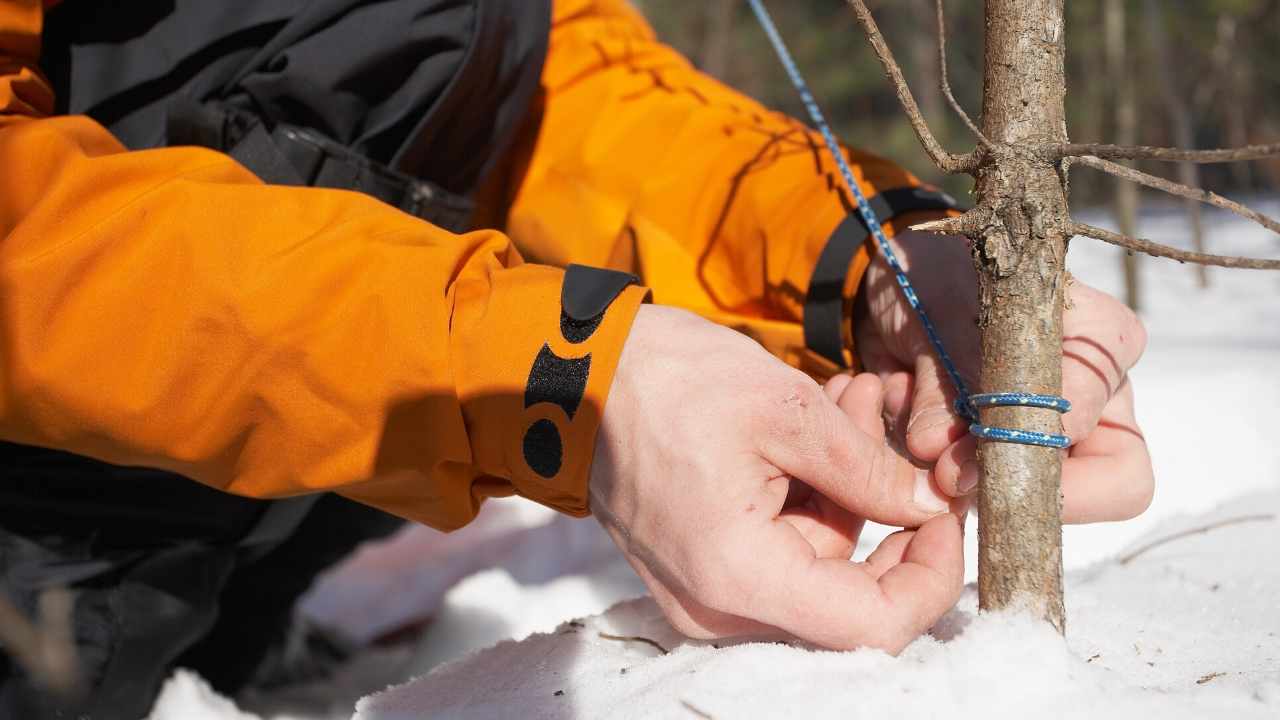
xmin=853 ymin=230 xmax=1154 ymax=524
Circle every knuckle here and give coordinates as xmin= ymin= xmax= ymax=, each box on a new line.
xmin=767 ymin=377 xmax=831 ymax=436
xmin=779 ymin=377 xmax=827 ymax=415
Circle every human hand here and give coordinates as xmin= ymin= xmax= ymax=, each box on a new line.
xmin=855 ymin=230 xmax=1154 ymax=523
xmin=590 ymin=305 xmax=963 ymax=652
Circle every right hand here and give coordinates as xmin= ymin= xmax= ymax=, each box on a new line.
xmin=589 ymin=305 xmax=964 ymax=653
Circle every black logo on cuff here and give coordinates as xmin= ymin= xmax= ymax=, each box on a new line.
xmin=519 ymin=318 xmax=596 ymax=479
xmin=520 ymin=266 xmax=639 ymax=480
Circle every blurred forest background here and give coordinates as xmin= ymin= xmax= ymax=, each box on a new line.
xmin=633 ymin=0 xmax=1280 ymax=208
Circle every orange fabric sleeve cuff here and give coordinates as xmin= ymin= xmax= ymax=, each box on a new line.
xmin=450 ymin=264 xmax=648 ymax=517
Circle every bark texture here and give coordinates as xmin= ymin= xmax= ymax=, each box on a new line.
xmin=973 ymin=0 xmax=1068 ymax=632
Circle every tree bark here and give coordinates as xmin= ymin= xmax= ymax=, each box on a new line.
xmin=973 ymin=0 xmax=1069 ymax=632
xmin=1105 ymin=0 xmax=1141 ymax=310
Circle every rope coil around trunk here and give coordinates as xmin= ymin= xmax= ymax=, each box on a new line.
xmin=747 ymin=0 xmax=1070 ymax=450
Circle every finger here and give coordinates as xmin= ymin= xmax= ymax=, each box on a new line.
xmin=880 ymin=370 xmax=913 ymax=453
xmin=904 ymin=352 xmax=969 ymax=462
xmin=1060 ymin=283 xmax=1147 ymax=441
xmin=824 ymin=372 xmax=854 ymax=402
xmin=932 ymin=434 xmax=979 ymax=498
xmin=1061 ymin=378 xmax=1153 ymax=523
xmin=843 ymin=372 xmax=963 ymax=523
xmin=761 ymin=378 xmax=952 ymax=527
xmin=853 ymin=308 xmax=910 ymax=378
xmin=735 ymin=514 xmax=964 ymax=653
xmin=782 ymin=373 xmax=877 ymax=558
xmin=860 ymin=529 xmax=915 ymax=580
xmin=779 ymin=501 xmax=866 ymax=559
xmin=782 ymin=478 xmax=814 ymax=510
xmin=836 ymin=372 xmax=885 ymax=442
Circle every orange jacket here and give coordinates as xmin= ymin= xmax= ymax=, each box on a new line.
xmin=0 ymin=0 xmax=946 ymax=530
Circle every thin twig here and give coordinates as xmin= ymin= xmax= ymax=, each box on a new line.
xmin=0 ymin=587 xmax=81 ymax=695
xmin=1116 ymin=513 xmax=1276 ymax=565
xmin=911 ymin=203 xmax=994 ymax=236
xmin=1197 ymin=672 xmax=1227 ymax=685
xmin=935 ymin=0 xmax=991 ymax=149
xmin=844 ymin=0 xmax=979 ymax=174
xmin=1069 ymin=222 xmax=1280 ymax=270
xmin=681 ymin=699 xmax=716 ymax=719
xmin=598 ymin=632 xmax=670 ymax=655
xmin=1074 ymin=155 xmax=1280 ymax=236
xmin=1056 ymin=142 xmax=1280 ymax=164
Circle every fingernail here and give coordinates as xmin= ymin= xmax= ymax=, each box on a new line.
xmin=957 ymin=460 xmax=979 ymax=495
xmin=913 ymin=468 xmax=949 ymax=515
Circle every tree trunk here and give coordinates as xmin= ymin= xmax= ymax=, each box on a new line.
xmin=698 ymin=0 xmax=736 ymax=80
xmin=1215 ymin=16 xmax=1254 ymax=192
xmin=1144 ymin=0 xmax=1209 ymax=288
xmin=1105 ymin=0 xmax=1141 ymax=310
xmin=973 ymin=0 xmax=1069 ymax=632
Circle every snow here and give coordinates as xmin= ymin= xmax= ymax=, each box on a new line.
xmin=355 ymin=491 xmax=1280 ymax=719
xmin=148 ymin=200 xmax=1280 ymax=719
xmin=149 ymin=670 xmax=262 ymax=720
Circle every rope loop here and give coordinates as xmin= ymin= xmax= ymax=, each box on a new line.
xmin=960 ymin=394 xmax=1072 ymax=449
xmin=748 ymin=0 xmax=1071 ymax=450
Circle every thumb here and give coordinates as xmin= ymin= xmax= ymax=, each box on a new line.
xmin=904 ymin=352 xmax=968 ymax=463
xmin=763 ymin=378 xmax=951 ymax=528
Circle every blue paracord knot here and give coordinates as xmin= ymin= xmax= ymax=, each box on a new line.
xmin=748 ymin=0 xmax=1071 ymax=450
xmin=960 ymin=394 xmax=1072 ymax=449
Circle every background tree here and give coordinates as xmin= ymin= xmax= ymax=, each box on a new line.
xmin=639 ymin=0 xmax=1280 ymax=629
xmin=640 ymin=0 xmax=1280 ymax=208
xmin=1105 ymin=0 xmax=1142 ymax=309
xmin=845 ymin=0 xmax=1280 ymax=628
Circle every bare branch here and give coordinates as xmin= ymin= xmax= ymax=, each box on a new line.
xmin=910 ymin=203 xmax=994 ymax=236
xmin=1074 ymin=155 xmax=1280 ymax=236
xmin=935 ymin=0 xmax=991 ymax=149
xmin=845 ymin=0 xmax=979 ymax=174
xmin=1069 ymin=222 xmax=1280 ymax=270
xmin=597 ymin=632 xmax=670 ymax=655
xmin=1117 ymin=514 xmax=1275 ymax=565
xmin=681 ymin=700 xmax=717 ymax=719
xmin=1056 ymin=142 xmax=1280 ymax=164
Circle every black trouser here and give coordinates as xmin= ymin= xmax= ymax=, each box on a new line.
xmin=0 ymin=444 xmax=402 ymax=720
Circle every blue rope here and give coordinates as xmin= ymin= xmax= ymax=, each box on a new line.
xmin=746 ymin=0 xmax=1070 ymax=450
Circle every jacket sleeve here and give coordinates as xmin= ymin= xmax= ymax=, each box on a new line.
xmin=508 ymin=0 xmax=957 ymax=376
xmin=0 ymin=0 xmax=647 ymax=529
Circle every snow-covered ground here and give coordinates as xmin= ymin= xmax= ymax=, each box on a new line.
xmin=149 ymin=201 xmax=1280 ymax=719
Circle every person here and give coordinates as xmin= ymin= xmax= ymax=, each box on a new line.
xmin=0 ymin=0 xmax=1153 ymax=716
